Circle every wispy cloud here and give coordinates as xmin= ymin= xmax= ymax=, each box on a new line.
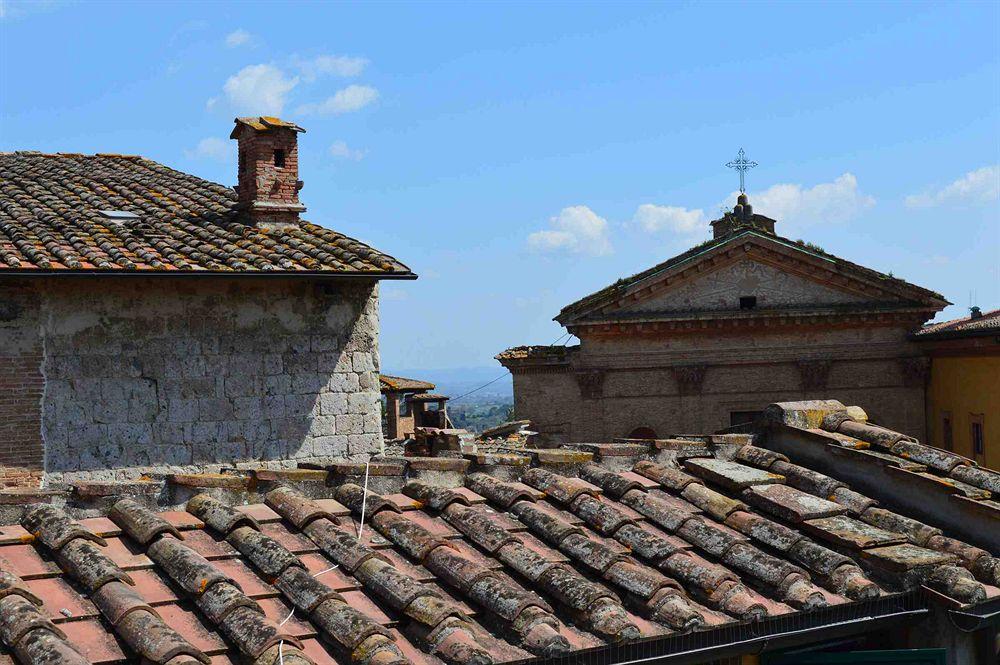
xmin=527 ymin=206 xmax=613 ymax=256
xmin=297 ymin=84 xmax=379 ymax=116
xmin=329 ymin=140 xmax=366 ymax=161
xmin=184 ymin=137 xmax=235 ymax=163
xmin=905 ymin=165 xmax=1000 ymax=208
xmin=294 ymin=54 xmax=368 ymax=80
xmin=211 ymin=55 xmax=376 ymax=117
xmin=633 ymin=204 xmax=706 ymax=235
xmin=220 ymin=64 xmax=299 ymax=115
xmin=225 ymin=29 xmax=252 ymax=48
xmin=729 ymin=173 xmax=874 ymax=229
xmin=634 ymin=174 xmax=874 ymax=239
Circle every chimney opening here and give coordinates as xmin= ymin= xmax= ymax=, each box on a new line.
xmin=739 ymin=296 xmax=757 ymax=310
xmin=274 ymin=149 xmax=286 ymax=168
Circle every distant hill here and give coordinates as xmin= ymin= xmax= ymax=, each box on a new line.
xmin=383 ymin=366 xmax=513 ymax=404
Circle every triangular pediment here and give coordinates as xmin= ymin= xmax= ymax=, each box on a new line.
xmin=557 ymin=231 xmax=948 ymax=325
xmin=613 ymin=257 xmax=872 ymax=316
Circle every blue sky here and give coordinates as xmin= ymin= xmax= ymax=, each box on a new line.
xmin=2 ymin=1 xmax=998 ymax=372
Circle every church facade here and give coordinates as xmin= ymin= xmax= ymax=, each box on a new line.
xmin=498 ymin=194 xmax=949 ymax=443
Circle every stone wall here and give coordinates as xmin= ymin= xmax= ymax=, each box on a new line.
xmin=1 ymin=277 xmax=383 ymax=483
xmin=510 ymin=323 xmax=928 ymax=444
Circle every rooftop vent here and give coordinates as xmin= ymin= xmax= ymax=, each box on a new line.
xmin=98 ymin=210 xmax=140 ymax=223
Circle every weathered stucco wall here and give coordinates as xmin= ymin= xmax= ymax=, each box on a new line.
xmin=0 ymin=277 xmax=382 ymax=482
xmin=510 ymin=323 xmax=928 ymax=444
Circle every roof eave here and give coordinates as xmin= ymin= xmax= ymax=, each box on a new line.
xmin=0 ymin=269 xmax=418 ymax=280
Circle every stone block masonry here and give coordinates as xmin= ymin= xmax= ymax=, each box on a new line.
xmin=0 ymin=276 xmax=384 ymax=484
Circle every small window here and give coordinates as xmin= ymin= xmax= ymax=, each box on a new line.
xmin=274 ymin=149 xmax=286 ymax=168
xmin=730 ymin=411 xmax=762 ymax=426
xmin=942 ymin=411 xmax=953 ymax=451
xmin=739 ymin=296 xmax=757 ymax=310
xmin=627 ymin=427 xmax=657 ymax=440
xmin=971 ymin=415 xmax=985 ymax=456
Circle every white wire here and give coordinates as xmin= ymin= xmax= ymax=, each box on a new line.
xmin=357 ymin=458 xmax=371 ymax=543
xmin=277 ymin=563 xmax=340 ymax=662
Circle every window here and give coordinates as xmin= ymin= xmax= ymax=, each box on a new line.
xmin=274 ymin=149 xmax=286 ymax=168
xmin=627 ymin=427 xmax=657 ymax=440
xmin=941 ymin=411 xmax=953 ymax=451
xmin=739 ymin=296 xmax=757 ymax=310
xmin=730 ymin=411 xmax=762 ymax=426
xmin=971 ymin=414 xmax=985 ymax=457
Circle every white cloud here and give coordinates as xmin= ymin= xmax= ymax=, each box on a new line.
xmin=184 ymin=137 xmax=235 ymax=163
xmin=905 ymin=165 xmax=1000 ymax=208
xmin=329 ymin=140 xmax=366 ymax=161
xmin=527 ymin=206 xmax=613 ymax=256
xmin=221 ymin=64 xmax=298 ymax=115
xmin=726 ymin=173 xmax=875 ymax=228
xmin=225 ymin=29 xmax=252 ymax=48
xmin=296 ymin=84 xmax=379 ymax=116
xmin=294 ymin=55 xmax=368 ymax=81
xmin=633 ymin=204 xmax=706 ymax=235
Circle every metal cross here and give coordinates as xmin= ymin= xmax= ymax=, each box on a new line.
xmin=726 ymin=148 xmax=758 ymax=194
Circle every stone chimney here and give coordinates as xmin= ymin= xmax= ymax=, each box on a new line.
xmin=710 ymin=193 xmax=777 ymax=239
xmin=230 ymin=117 xmax=306 ymax=229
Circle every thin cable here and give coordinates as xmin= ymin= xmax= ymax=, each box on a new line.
xmin=277 ymin=562 xmax=341 ymax=663
xmin=448 ymin=372 xmax=510 ymax=403
xmin=447 ymin=329 xmax=571 ymax=404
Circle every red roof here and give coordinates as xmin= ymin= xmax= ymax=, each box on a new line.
xmin=0 ymin=153 xmax=412 ymax=276
xmin=0 ymin=419 xmax=997 ymax=664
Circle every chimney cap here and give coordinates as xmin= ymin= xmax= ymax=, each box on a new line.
xmin=970 ymin=305 xmax=983 ymax=319
xmin=230 ymin=116 xmax=305 ymax=139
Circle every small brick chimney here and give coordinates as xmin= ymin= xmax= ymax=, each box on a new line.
xmin=230 ymin=117 xmax=306 ymax=229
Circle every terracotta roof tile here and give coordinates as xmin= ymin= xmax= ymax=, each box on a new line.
xmin=0 ymin=153 xmax=411 ymax=276
xmin=1 ymin=428 xmax=997 ymax=663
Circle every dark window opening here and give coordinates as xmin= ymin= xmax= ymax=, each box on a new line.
xmin=739 ymin=296 xmax=757 ymax=310
xmin=942 ymin=412 xmax=953 ymax=451
xmin=274 ymin=149 xmax=286 ymax=168
xmin=971 ymin=416 xmax=984 ymax=456
xmin=627 ymin=427 xmax=657 ymax=440
xmin=730 ymin=411 xmax=762 ymax=427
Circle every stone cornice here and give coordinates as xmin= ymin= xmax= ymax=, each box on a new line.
xmin=568 ymin=308 xmax=933 ymax=337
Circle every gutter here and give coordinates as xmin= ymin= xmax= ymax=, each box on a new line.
xmin=519 ymin=591 xmax=927 ymax=665
xmin=0 ymin=270 xmax=418 ymax=280
xmin=948 ymin=596 xmax=1000 ymax=632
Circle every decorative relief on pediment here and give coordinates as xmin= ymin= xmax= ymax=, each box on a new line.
xmin=617 ymin=259 xmax=871 ymax=314
xmin=672 ymin=364 xmax=707 ymax=395
xmin=797 ymin=359 xmax=833 ymax=391
xmin=575 ymin=370 xmax=606 ymax=399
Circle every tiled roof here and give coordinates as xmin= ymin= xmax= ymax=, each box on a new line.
xmin=379 ymin=375 xmax=436 ymax=393
xmin=0 ymin=153 xmax=412 ymax=276
xmin=1 ymin=417 xmax=996 ymax=664
xmin=495 ymin=345 xmax=578 ymax=362
xmin=913 ymin=308 xmax=1000 ymax=339
xmin=556 ymin=229 xmax=947 ymax=324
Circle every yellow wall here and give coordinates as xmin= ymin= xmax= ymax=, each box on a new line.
xmin=926 ymin=355 xmax=1000 ymax=469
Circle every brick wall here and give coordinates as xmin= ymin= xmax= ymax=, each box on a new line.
xmin=17 ymin=276 xmax=383 ymax=483
xmin=511 ymin=323 xmax=929 ymax=444
xmin=0 ymin=283 xmax=44 ymax=485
